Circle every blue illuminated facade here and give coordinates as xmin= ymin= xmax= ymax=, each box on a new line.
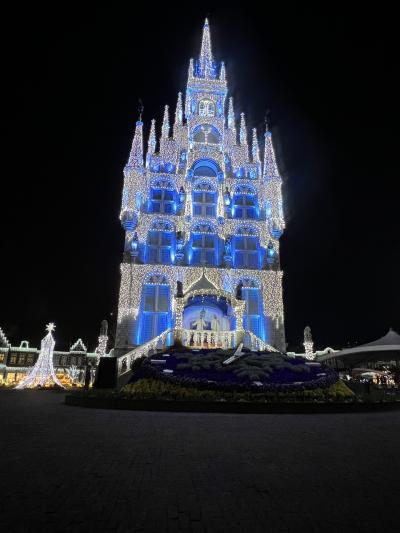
xmin=115 ymin=19 xmax=286 ymax=354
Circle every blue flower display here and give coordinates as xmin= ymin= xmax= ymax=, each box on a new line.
xmin=129 ymin=348 xmax=338 ymax=393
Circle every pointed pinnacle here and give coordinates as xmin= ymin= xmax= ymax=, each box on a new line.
xmin=162 ymin=105 xmax=170 ymax=139
xmin=240 ymin=113 xmax=247 ymax=145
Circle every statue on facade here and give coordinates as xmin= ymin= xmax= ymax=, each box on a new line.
xmin=235 ymin=281 xmax=243 ymax=300
xmin=192 ymin=308 xmax=209 ymax=331
xmin=176 ymin=281 xmax=183 ymax=298
xmin=211 ymin=315 xmax=220 ymax=331
xmin=224 ymin=236 xmax=232 ymax=256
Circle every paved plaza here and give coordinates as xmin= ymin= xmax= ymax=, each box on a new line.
xmin=1 ymin=390 xmax=399 ymax=532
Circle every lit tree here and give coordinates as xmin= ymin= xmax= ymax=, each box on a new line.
xmin=16 ymin=323 xmax=65 ymax=389
xmin=66 ymin=365 xmax=80 ymax=386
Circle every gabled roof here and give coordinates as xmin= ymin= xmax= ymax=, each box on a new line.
xmin=186 ymin=272 xmax=218 ymax=294
xmin=70 ymin=338 xmax=87 ymax=353
xmin=0 ymin=327 xmax=10 ymax=348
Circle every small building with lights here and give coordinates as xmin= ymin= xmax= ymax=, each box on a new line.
xmin=114 ymin=19 xmax=286 ymax=358
xmin=0 ymin=324 xmax=107 ymax=387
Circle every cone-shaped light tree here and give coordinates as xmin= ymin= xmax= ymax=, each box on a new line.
xmin=16 ymin=323 xmax=65 ymax=389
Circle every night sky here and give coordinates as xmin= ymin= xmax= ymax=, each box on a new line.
xmin=2 ymin=5 xmax=399 ymax=351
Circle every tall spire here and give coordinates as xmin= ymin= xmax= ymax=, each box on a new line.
xmin=174 ymin=93 xmax=183 ymax=125
xmin=220 ymin=61 xmax=226 ymax=81
xmin=127 ymin=120 xmax=144 ymax=169
xmin=147 ymin=119 xmax=156 ymax=155
xmin=263 ymin=123 xmax=280 ymax=178
xmin=199 ymin=18 xmax=213 ymax=78
xmin=240 ymin=113 xmax=248 ymax=145
xmin=252 ymin=128 xmax=260 ymax=163
xmin=228 ymin=97 xmax=235 ymax=129
xmin=161 ymin=105 xmax=170 ymax=139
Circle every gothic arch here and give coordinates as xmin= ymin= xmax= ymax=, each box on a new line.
xmin=192 ymin=178 xmax=217 ymax=192
xmin=149 ymin=218 xmax=176 ymax=232
xmin=191 ymin=220 xmax=217 ymax=234
xmin=191 ymin=158 xmax=221 ymax=178
xmin=150 ymin=176 xmax=176 ymax=190
xmin=234 ymin=223 xmax=260 ymax=237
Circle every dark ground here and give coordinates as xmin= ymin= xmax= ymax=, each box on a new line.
xmin=1 ymin=391 xmax=399 ymax=532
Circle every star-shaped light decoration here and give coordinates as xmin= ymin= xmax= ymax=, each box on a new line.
xmin=46 ymin=323 xmax=56 ymax=333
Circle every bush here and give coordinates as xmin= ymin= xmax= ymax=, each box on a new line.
xmin=120 ymin=378 xmax=355 ymax=403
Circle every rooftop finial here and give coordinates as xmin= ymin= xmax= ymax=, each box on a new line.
xmin=138 ymin=98 xmax=144 ymax=121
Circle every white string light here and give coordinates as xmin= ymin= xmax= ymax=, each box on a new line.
xmin=16 ymin=323 xmax=65 ymax=389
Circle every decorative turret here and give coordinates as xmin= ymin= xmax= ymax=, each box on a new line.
xmin=188 ymin=58 xmax=194 ymax=81
xmin=239 ymin=113 xmax=248 ymax=145
xmin=147 ymin=119 xmax=156 ymax=157
xmin=126 ymin=121 xmax=144 ymax=170
xmin=263 ymin=123 xmax=280 ymax=179
xmin=252 ymin=128 xmax=260 ymax=164
xmin=161 ymin=105 xmax=170 ymax=139
xmin=228 ymin=97 xmax=235 ymax=130
xmin=173 ymin=93 xmax=183 ymax=140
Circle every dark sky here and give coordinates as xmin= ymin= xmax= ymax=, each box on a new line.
xmin=2 ymin=4 xmax=399 ymax=351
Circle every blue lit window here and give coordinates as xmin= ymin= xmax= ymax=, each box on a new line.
xmin=191 ymin=233 xmax=217 ymax=266
xmin=193 ymin=190 xmax=216 ymax=217
xmin=233 ymin=194 xmax=257 ymax=219
xmin=199 ymin=99 xmax=215 ymax=117
xmin=147 ymin=231 xmax=173 ymax=264
xmin=234 ymin=236 xmax=259 ymax=269
xmin=150 ymin=188 xmax=174 ymax=214
xmin=242 ymin=287 xmax=263 ymax=338
xmin=140 ymin=283 xmax=170 ymax=343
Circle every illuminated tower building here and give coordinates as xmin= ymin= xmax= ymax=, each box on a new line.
xmin=115 ymin=19 xmax=285 ymax=355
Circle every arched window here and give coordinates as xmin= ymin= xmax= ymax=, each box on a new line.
xmin=140 ymin=279 xmax=170 ymax=343
xmin=190 ymin=222 xmax=218 ymax=266
xmin=233 ymin=186 xmax=257 ymax=219
xmin=149 ymin=179 xmax=175 ymax=214
xmin=233 ymin=226 xmax=260 ymax=269
xmin=191 ymin=158 xmax=220 ymax=178
xmin=199 ymin=99 xmax=215 ymax=117
xmin=192 ymin=182 xmax=216 ymax=217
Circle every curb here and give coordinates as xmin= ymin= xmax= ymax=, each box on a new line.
xmin=65 ymin=395 xmax=400 ymax=414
